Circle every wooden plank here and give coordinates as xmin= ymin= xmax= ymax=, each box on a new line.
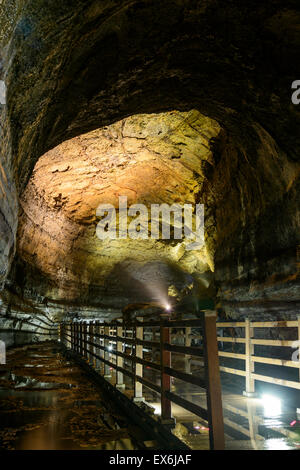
xmin=202 ymin=311 xmax=225 ymax=450
xmin=160 ymin=319 xmax=202 ymax=328
xmin=78 ymin=345 xmax=162 ymax=393
xmin=116 ymin=324 xmax=124 ymax=386
xmin=185 ymin=326 xmax=191 ymax=374
xmin=252 ymin=339 xmax=295 ymax=346
xmin=104 ymin=325 xmax=111 ymax=376
xmin=136 ymin=375 xmax=161 ymax=394
xmin=251 ymin=321 xmax=297 ymax=328
xmin=164 ymin=366 xmax=206 ymax=389
xmin=252 ymin=373 xmax=300 ymax=390
xmin=245 ymin=318 xmax=255 ymax=394
xmin=165 ymin=391 xmax=208 ymax=421
xmin=135 ymin=317 xmax=143 ymax=399
xmin=83 ymin=338 xmax=162 ymax=371
xmin=253 ymin=356 xmax=300 ymax=368
xmin=218 ymin=351 xmax=245 ymax=360
xmin=160 ymin=325 xmax=172 ymax=420
xmin=217 ymin=336 xmax=245 ymax=343
xmin=219 ymin=366 xmax=246 ymax=377
xmin=164 ymin=343 xmax=203 ymax=357
xmin=217 ymin=322 xmax=245 ymax=328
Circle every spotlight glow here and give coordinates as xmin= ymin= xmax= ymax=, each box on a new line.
xmin=261 ymin=394 xmax=282 ymax=417
xmin=165 ymin=303 xmax=171 ymax=311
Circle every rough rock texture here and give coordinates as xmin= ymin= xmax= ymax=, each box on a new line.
xmin=12 ymin=111 xmax=220 ymax=319
xmin=0 ymin=1 xmax=299 ymax=336
xmin=4 ymin=109 xmax=300 ymax=325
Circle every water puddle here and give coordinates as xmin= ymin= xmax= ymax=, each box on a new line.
xmin=0 ymin=342 xmax=137 ymax=450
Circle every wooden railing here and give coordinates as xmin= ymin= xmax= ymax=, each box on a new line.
xmin=59 ymin=315 xmax=300 ymax=449
xmin=146 ymin=317 xmax=300 ymax=395
xmin=59 ymin=314 xmax=225 ymax=450
xmin=215 ymin=318 xmax=300 ymax=395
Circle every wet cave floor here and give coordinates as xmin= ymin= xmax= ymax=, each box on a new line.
xmin=0 ymin=342 xmax=139 ymax=450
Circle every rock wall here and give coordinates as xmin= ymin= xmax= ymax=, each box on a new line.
xmin=0 ymin=0 xmax=299 ymax=337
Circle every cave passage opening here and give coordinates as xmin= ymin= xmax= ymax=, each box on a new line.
xmin=14 ymin=109 xmax=221 ymax=326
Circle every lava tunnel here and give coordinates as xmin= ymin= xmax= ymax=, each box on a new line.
xmin=0 ymin=0 xmax=299 ymax=452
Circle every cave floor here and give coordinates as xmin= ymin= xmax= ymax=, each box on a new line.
xmin=1 ymin=342 xmax=299 ymax=450
xmin=0 ymin=342 xmax=144 ymax=450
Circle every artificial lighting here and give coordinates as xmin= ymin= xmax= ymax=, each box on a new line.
xmin=151 ymin=403 xmax=161 ymax=415
xmin=165 ymin=303 xmax=172 ymax=311
xmin=261 ymin=394 xmax=282 ymax=417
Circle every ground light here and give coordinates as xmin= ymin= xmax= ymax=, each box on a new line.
xmin=261 ymin=394 xmax=282 ymax=417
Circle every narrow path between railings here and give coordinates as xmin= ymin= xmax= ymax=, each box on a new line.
xmin=0 ymin=342 xmax=187 ymax=450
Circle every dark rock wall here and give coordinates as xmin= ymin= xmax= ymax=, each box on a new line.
xmin=0 ymin=1 xmax=299 ymax=340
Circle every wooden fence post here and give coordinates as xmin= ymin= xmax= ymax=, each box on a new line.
xmin=99 ymin=325 xmax=104 ymax=373
xmin=70 ymin=323 xmax=73 ymax=350
xmin=71 ymin=321 xmax=75 ymax=351
xmin=79 ymin=323 xmax=83 ymax=356
xmin=116 ymin=322 xmax=125 ymax=389
xmin=243 ymin=318 xmax=256 ymax=397
xmin=85 ymin=322 xmax=89 ymax=361
xmin=74 ymin=323 xmax=77 ymax=352
xmin=104 ymin=324 xmax=111 ymax=377
xmin=77 ymin=323 xmax=80 ymax=354
xmin=83 ymin=322 xmax=88 ymax=359
xmin=87 ymin=321 xmax=93 ymax=365
xmin=94 ymin=322 xmax=99 ymax=370
xmin=202 ymin=311 xmax=225 ymax=450
xmin=67 ymin=323 xmax=71 ymax=348
xmin=76 ymin=323 xmax=79 ymax=354
xmin=185 ymin=326 xmax=191 ymax=374
xmin=133 ymin=317 xmax=144 ymax=402
xmin=160 ymin=321 xmax=172 ymax=423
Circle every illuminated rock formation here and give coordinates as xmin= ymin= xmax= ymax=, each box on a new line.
xmin=0 ymin=1 xmax=299 ymax=342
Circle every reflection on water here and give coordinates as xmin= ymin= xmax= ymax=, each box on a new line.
xmin=139 ymin=354 xmax=300 ymax=451
xmin=0 ymin=343 xmax=137 ymax=450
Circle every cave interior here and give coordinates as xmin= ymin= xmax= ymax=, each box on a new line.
xmin=0 ymin=0 xmax=299 ymax=452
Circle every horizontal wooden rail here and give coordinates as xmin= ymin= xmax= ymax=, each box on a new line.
xmin=253 ymin=356 xmax=300 ymax=368
xmin=164 ymin=343 xmax=203 ymax=357
xmin=165 ymin=391 xmax=208 ymax=421
xmin=61 ymin=315 xmax=300 ymax=446
xmin=251 ymin=373 xmax=300 ymax=390
xmin=217 ymin=336 xmax=245 ymax=343
xmin=60 ymin=314 xmax=225 ymax=450
xmin=251 ymin=321 xmax=298 ymax=328
xmin=164 ymin=366 xmax=206 ymax=389
xmin=219 ymin=366 xmax=247 ymax=377
xmin=251 ymin=339 xmax=295 ymax=346
xmin=216 ymin=316 xmax=300 ymax=395
xmin=218 ymin=351 xmax=245 ymax=360
xmin=80 ymin=342 xmax=162 ymax=394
